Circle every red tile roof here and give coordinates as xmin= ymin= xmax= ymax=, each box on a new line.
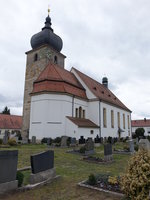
xmin=0 ymin=114 xmax=22 ymax=129
xmin=72 ymin=68 xmax=131 ymax=112
xmin=32 ymin=63 xmax=87 ymax=99
xmin=132 ymin=119 xmax=150 ymax=127
xmin=67 ymin=116 xmax=99 ymax=128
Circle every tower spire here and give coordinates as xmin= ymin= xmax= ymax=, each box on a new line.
xmin=48 ymin=5 xmax=50 ymax=15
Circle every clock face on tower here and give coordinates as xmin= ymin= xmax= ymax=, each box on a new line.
xmin=39 ymin=48 xmax=52 ymax=61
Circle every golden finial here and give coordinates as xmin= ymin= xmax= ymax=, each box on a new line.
xmin=48 ymin=5 xmax=50 ymax=15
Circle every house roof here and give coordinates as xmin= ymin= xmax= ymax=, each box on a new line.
xmin=72 ymin=68 xmax=131 ymax=112
xmin=0 ymin=114 xmax=22 ymax=130
xmin=131 ymin=119 xmax=150 ymax=127
xmin=67 ymin=116 xmax=99 ymax=128
xmin=32 ymin=63 xmax=87 ymax=99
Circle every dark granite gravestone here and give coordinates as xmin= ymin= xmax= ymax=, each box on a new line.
xmin=104 ymin=143 xmax=113 ymax=162
xmin=79 ymin=136 xmax=85 ymax=144
xmin=0 ymin=150 xmax=18 ymax=193
xmin=94 ymin=135 xmax=101 ymax=143
xmin=31 ymin=150 xmax=54 ymax=174
xmin=30 ymin=150 xmax=56 ymax=184
xmin=32 ymin=136 xmax=36 ymax=144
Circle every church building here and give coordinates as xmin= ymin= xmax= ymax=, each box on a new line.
xmin=22 ymin=10 xmax=132 ymax=140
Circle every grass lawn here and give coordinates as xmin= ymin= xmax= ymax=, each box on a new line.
xmin=1 ymin=143 xmax=130 ymax=200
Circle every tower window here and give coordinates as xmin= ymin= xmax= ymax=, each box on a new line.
xmin=54 ymin=56 xmax=58 ymax=64
xmin=34 ymin=53 xmax=38 ymax=62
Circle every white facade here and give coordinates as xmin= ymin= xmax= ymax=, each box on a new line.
xmin=100 ymin=102 xmax=131 ymax=138
xmin=29 ymin=92 xmax=131 ymax=139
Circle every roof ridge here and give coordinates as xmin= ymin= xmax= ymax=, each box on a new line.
xmin=72 ymin=67 xmax=131 ymax=112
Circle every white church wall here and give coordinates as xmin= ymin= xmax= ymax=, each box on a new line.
xmin=74 ymin=98 xmax=88 ymax=117
xmin=29 ymin=93 xmax=73 ymax=139
xmin=88 ymin=101 xmax=100 ymax=125
xmin=65 ymin=117 xmax=78 ymax=137
xmin=65 ymin=118 xmax=99 ymax=139
xmin=100 ymin=102 xmax=131 ymax=138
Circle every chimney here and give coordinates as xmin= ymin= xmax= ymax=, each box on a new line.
xmin=144 ymin=118 xmax=146 ymax=122
xmin=102 ymin=77 xmax=108 ymax=88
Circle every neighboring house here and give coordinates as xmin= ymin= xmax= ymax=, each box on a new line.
xmin=131 ymin=118 xmax=150 ymax=136
xmin=22 ymin=11 xmax=132 ymax=140
xmin=0 ymin=114 xmax=22 ymax=138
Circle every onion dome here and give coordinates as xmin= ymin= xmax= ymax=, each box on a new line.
xmin=30 ymin=12 xmax=63 ymax=52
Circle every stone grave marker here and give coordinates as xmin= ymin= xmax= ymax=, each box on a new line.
xmin=3 ymin=132 xmax=9 ymax=145
xmin=139 ymin=139 xmax=150 ymax=151
xmin=30 ymin=150 xmax=56 ymax=184
xmin=85 ymin=138 xmax=94 ymax=155
xmin=0 ymin=150 xmax=18 ymax=193
xmin=61 ymin=136 xmax=68 ymax=147
xmin=70 ymin=137 xmax=76 ymax=147
xmin=104 ymin=143 xmax=113 ymax=162
xmin=32 ymin=136 xmax=36 ymax=144
xmin=79 ymin=136 xmax=85 ymax=144
xmin=135 ymin=138 xmax=139 ymax=145
xmin=47 ymin=138 xmax=51 ymax=147
xmin=129 ymin=139 xmax=134 ymax=153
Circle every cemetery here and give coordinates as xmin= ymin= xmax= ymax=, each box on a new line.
xmin=0 ymin=136 xmax=150 ymax=200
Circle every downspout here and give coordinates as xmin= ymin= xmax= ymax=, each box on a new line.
xmin=99 ymin=100 xmax=101 ymax=138
xmin=130 ymin=112 xmax=132 ymax=139
xmin=72 ymin=95 xmax=74 ymax=117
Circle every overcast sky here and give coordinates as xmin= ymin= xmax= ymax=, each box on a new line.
xmin=0 ymin=0 xmax=150 ymax=119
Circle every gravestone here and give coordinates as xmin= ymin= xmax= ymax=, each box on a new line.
xmin=79 ymin=136 xmax=85 ymax=144
xmin=85 ymin=138 xmax=94 ymax=155
xmin=30 ymin=150 xmax=56 ymax=184
xmin=104 ymin=143 xmax=113 ymax=162
xmin=129 ymin=139 xmax=134 ymax=153
xmin=47 ymin=138 xmax=51 ymax=146
xmin=61 ymin=136 xmax=68 ymax=147
xmin=100 ymin=137 xmax=103 ymax=144
xmin=3 ymin=132 xmax=9 ymax=145
xmin=135 ymin=138 xmax=139 ymax=145
xmin=32 ymin=136 xmax=36 ymax=144
xmin=70 ymin=137 xmax=76 ymax=147
xmin=0 ymin=150 xmax=18 ymax=193
xmin=139 ymin=139 xmax=150 ymax=151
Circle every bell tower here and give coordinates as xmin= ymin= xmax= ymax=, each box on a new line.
xmin=22 ymin=9 xmax=66 ymax=139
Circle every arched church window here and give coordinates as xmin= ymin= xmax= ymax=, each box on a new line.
xmin=34 ymin=53 xmax=38 ymax=62
xmin=54 ymin=55 xmax=58 ymax=64
xmin=83 ymin=110 xmax=85 ymax=118
xmin=75 ymin=108 xmax=78 ymax=118
xmin=79 ymin=107 xmax=82 ymax=118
